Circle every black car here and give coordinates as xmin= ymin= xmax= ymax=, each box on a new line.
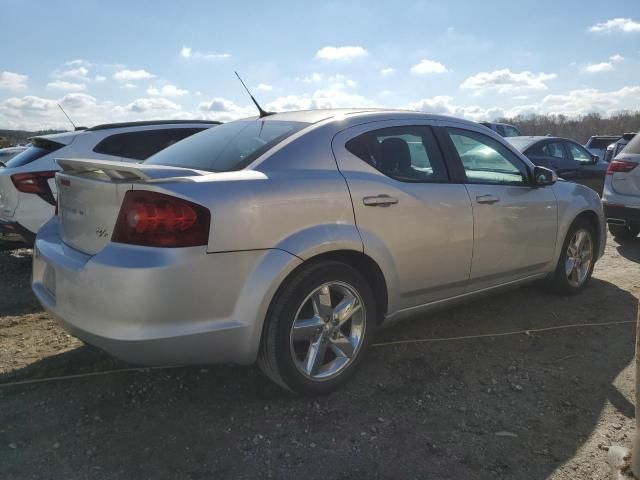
xmin=506 ymin=136 xmax=605 ymax=195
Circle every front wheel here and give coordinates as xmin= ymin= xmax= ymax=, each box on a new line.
xmin=258 ymin=261 xmax=376 ymax=395
xmin=543 ymin=219 xmax=596 ymax=295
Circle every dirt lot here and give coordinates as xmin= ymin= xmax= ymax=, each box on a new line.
xmin=1 ymin=237 xmax=639 ymax=479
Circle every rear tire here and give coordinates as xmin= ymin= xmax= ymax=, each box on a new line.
xmin=543 ymin=218 xmax=596 ymax=295
xmin=258 ymin=260 xmax=376 ymax=396
xmin=608 ymin=223 xmax=640 ymax=240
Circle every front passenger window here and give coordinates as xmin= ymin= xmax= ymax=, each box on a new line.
xmin=447 ymin=128 xmax=527 ymax=185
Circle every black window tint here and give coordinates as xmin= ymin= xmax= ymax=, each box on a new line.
xmin=146 ymin=120 xmax=308 ymax=172
xmin=5 ymin=145 xmax=61 ymax=168
xmin=94 ymin=128 xmax=206 ymax=161
xmin=541 ymin=142 xmax=566 ymax=159
xmin=447 ymin=128 xmax=527 ymax=185
xmin=346 ymin=126 xmax=449 ymax=183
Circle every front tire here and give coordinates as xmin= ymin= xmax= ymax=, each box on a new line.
xmin=258 ymin=261 xmax=376 ymax=395
xmin=544 ymin=218 xmax=596 ymax=295
xmin=608 ymin=223 xmax=640 ymax=240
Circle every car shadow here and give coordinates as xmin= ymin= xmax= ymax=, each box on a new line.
xmin=0 ymin=277 xmax=637 ymax=480
xmin=616 ymin=237 xmax=640 ymax=263
xmin=0 ymin=248 xmax=41 ymax=316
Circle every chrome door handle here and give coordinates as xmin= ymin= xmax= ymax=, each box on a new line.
xmin=363 ymin=195 xmax=399 ymax=206
xmin=476 ymin=194 xmax=500 ymax=204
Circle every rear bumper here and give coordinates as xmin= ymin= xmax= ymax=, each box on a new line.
xmin=32 ymin=218 xmax=302 ymax=366
xmin=603 ymin=203 xmax=640 ymax=225
xmin=0 ymin=219 xmax=35 ymax=247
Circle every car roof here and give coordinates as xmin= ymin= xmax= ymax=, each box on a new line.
xmin=239 ymin=108 xmax=483 ymax=128
xmin=85 ymin=119 xmax=220 ymax=131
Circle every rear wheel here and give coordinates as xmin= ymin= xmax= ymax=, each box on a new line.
xmin=258 ymin=261 xmax=376 ymax=395
xmin=608 ymin=223 xmax=640 ymax=240
xmin=544 ymin=218 xmax=596 ymax=295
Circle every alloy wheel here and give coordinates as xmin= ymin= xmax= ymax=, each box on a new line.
xmin=289 ymin=281 xmax=366 ymax=380
xmin=564 ymin=228 xmax=593 ymax=288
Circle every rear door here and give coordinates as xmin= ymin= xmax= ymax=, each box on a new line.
xmin=332 ymin=120 xmax=473 ymax=310
xmin=439 ymin=124 xmax=557 ymax=291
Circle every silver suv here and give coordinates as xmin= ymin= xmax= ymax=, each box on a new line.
xmin=603 ymin=133 xmax=640 ymax=239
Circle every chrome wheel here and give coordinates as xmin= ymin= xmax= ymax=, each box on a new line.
xmin=564 ymin=228 xmax=593 ymax=288
xmin=289 ymin=281 xmax=366 ymax=380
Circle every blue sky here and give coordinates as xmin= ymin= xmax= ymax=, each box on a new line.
xmin=0 ymin=0 xmax=639 ymax=129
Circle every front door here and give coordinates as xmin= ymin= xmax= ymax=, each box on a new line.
xmin=441 ymin=125 xmax=558 ymax=292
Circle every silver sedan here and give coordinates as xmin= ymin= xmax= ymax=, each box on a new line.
xmin=32 ymin=109 xmax=606 ymax=395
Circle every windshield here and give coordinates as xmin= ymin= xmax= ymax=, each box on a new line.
xmin=145 ymin=120 xmax=309 ymax=172
xmin=5 ymin=145 xmax=57 ymax=168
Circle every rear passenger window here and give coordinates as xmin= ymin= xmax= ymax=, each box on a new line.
xmin=346 ymin=126 xmax=448 ymax=183
xmin=93 ymin=128 xmax=206 ymax=161
xmin=542 ymin=142 xmax=566 ymax=159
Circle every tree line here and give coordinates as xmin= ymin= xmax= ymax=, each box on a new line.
xmin=496 ymin=111 xmax=640 ymax=144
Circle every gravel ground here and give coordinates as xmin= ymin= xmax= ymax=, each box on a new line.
xmin=0 ymin=236 xmax=639 ymax=479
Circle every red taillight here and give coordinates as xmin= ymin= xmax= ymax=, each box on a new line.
xmin=11 ymin=171 xmax=56 ymax=193
xmin=112 ymin=190 xmax=210 ymax=247
xmin=606 ymin=160 xmax=638 ymax=175
xmin=11 ymin=171 xmax=57 ymax=205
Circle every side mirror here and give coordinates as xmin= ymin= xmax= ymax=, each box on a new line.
xmin=533 ymin=166 xmax=557 ymax=186
xmin=591 ymin=154 xmax=599 ymax=164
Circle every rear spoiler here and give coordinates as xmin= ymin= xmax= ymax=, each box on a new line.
xmin=55 ymin=158 xmax=204 ymax=182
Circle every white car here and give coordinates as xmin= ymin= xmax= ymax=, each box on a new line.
xmin=0 ymin=120 xmax=219 ymax=246
xmin=0 ymin=146 xmax=29 ymax=166
xmin=602 ymin=133 xmax=640 ymax=239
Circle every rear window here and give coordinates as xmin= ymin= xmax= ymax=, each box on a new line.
xmin=502 ymin=125 xmax=521 ymax=137
xmin=505 ymin=137 xmax=535 ymax=152
xmin=145 ymin=120 xmax=308 ymax=172
xmin=621 ymin=134 xmax=640 ymax=155
xmin=5 ymin=144 xmax=62 ymax=168
xmin=587 ymin=137 xmax=619 ymax=149
xmin=93 ymin=128 xmax=207 ymax=161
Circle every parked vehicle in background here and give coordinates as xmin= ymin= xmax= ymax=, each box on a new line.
xmin=604 ymin=133 xmax=636 ymax=163
xmin=480 ymin=121 xmax=522 ymax=137
xmin=32 ymin=109 xmax=605 ymax=395
xmin=0 ymin=146 xmax=28 ymax=166
xmin=506 ymin=136 xmax=606 ymax=195
xmin=585 ymin=135 xmax=621 ymax=162
xmin=0 ymin=120 xmax=219 ymax=247
xmin=602 ymin=133 xmax=640 ymax=240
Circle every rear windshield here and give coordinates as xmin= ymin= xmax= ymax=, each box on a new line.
xmin=621 ymin=134 xmax=640 ymax=155
xmin=502 ymin=125 xmax=521 ymax=137
xmin=587 ymin=137 xmax=619 ymax=149
xmin=5 ymin=144 xmax=61 ymax=168
xmin=504 ymin=137 xmax=535 ymax=152
xmin=145 ymin=120 xmax=308 ymax=172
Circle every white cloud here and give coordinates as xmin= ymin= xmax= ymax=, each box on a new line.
xmin=584 ymin=62 xmax=614 ymax=73
xmin=56 ymin=66 xmax=90 ymax=82
xmin=180 ymin=45 xmax=230 ymax=60
xmin=198 ymin=97 xmax=255 ymax=121
xmin=404 ymin=96 xmax=504 ymax=122
xmin=121 ymin=83 xmax=137 ymax=89
xmin=536 ymin=86 xmax=640 ymax=116
xmin=0 ymin=71 xmax=28 ymax=91
xmin=146 ymin=84 xmax=189 ymax=97
xmin=94 ymin=75 xmax=106 ymax=82
xmin=610 ymin=54 xmax=625 ymax=62
xmin=410 ymin=59 xmax=448 ymax=75
xmin=460 ymin=69 xmax=557 ymax=94
xmin=589 ymin=18 xmax=640 ymax=33
xmin=113 ymin=69 xmax=155 ymax=81
xmin=125 ymin=97 xmax=180 ymax=113
xmin=315 ymin=46 xmax=368 ymax=61
xmin=297 ymin=73 xmax=356 ymax=89
xmin=66 ymin=59 xmax=92 ymax=67
xmin=380 ymin=67 xmax=395 ymax=76
xmin=46 ymin=80 xmax=87 ymax=91
xmin=256 ymin=83 xmax=273 ymax=92
xmin=266 ymin=88 xmax=376 ymax=112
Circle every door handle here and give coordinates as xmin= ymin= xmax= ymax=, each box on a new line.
xmin=476 ymin=194 xmax=500 ymax=204
xmin=363 ymin=194 xmax=399 ymax=207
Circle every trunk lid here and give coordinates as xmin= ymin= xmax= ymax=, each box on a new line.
xmin=56 ymin=158 xmax=204 ymax=255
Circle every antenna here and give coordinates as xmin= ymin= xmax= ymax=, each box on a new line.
xmin=234 ymin=71 xmax=274 ymax=118
xmin=57 ymin=104 xmax=77 ymax=130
